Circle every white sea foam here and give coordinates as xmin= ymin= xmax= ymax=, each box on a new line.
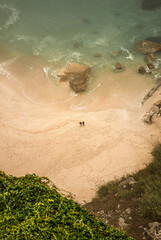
xmin=0 ymin=57 xmax=18 ymax=82
xmin=0 ymin=5 xmax=19 ymax=31
xmin=66 ymin=52 xmax=83 ymax=63
xmin=130 ymin=36 xmax=136 ymax=43
xmin=120 ymin=46 xmax=134 ymax=61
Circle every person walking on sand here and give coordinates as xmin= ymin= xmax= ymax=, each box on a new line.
xmin=82 ymin=121 xmax=85 ymax=126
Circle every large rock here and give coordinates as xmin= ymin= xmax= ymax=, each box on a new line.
xmin=135 ymin=40 xmax=161 ymax=54
xmin=57 ymin=62 xmax=90 ymax=93
xmin=142 ymin=0 xmax=161 ymax=10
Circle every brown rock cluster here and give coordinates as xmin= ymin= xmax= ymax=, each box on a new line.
xmin=142 ymin=100 xmax=161 ymax=124
xmin=57 ymin=62 xmax=90 ymax=93
xmin=135 ymin=40 xmax=161 ymax=54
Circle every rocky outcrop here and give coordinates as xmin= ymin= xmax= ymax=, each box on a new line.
xmin=142 ymin=100 xmax=161 ymax=124
xmin=143 ymin=222 xmax=161 ymax=240
xmin=135 ymin=40 xmax=161 ymax=54
xmin=142 ymin=0 xmax=161 ymax=10
xmin=57 ymin=62 xmax=90 ymax=93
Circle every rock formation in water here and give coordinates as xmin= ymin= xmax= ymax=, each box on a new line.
xmin=135 ymin=40 xmax=161 ymax=54
xmin=57 ymin=62 xmax=90 ymax=93
xmin=142 ymin=0 xmax=161 ymax=10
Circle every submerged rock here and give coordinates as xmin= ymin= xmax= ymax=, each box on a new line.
xmin=146 ymin=36 xmax=161 ymax=43
xmin=93 ymin=53 xmax=102 ymax=58
xmin=141 ymin=0 xmax=161 ymax=10
xmin=73 ymin=41 xmax=83 ymax=49
xmin=135 ymin=40 xmax=161 ymax=54
xmin=57 ymin=62 xmax=90 ymax=93
xmin=111 ymin=51 xmax=120 ymax=57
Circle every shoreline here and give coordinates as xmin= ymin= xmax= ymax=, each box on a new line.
xmin=0 ymin=49 xmax=161 ymax=204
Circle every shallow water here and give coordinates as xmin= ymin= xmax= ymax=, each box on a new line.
xmin=0 ymin=0 xmax=161 ymax=111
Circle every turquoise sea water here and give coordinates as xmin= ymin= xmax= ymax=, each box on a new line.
xmin=0 ymin=0 xmax=161 ymax=111
xmin=0 ymin=0 xmax=161 ymax=68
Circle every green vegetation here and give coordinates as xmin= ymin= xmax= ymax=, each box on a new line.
xmin=0 ymin=171 xmax=133 ymax=239
xmin=97 ymin=143 xmax=161 ymax=221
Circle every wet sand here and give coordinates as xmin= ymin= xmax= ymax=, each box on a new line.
xmin=0 ymin=49 xmax=161 ymax=204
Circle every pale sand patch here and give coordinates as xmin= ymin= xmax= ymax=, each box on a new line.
xmin=0 ymin=52 xmax=161 ymax=204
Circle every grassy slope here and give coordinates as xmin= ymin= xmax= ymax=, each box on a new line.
xmin=84 ymin=144 xmax=161 ymax=240
xmin=0 ymin=172 xmax=133 ymax=239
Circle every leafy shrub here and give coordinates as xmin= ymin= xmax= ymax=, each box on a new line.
xmin=0 ymin=171 xmax=133 ymax=239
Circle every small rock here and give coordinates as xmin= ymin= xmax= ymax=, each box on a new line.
xmin=138 ymin=66 xmax=146 ymax=74
xmin=147 ymin=62 xmax=155 ymax=69
xmin=153 ymin=100 xmax=161 ymax=108
xmin=93 ymin=53 xmax=102 ymax=58
xmin=119 ymin=177 xmax=136 ymax=188
xmin=115 ymin=62 xmax=123 ymax=70
xmin=125 ymin=208 xmax=131 ymax=215
xmin=147 ymin=53 xmax=155 ymax=62
xmin=150 ymin=105 xmax=160 ymax=114
xmin=142 ymin=113 xmax=152 ymax=124
xmin=118 ymin=217 xmax=128 ymax=229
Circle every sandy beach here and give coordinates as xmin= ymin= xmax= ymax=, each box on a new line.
xmin=0 ymin=50 xmax=161 ymax=204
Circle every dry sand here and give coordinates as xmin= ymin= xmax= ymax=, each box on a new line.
xmin=0 ymin=50 xmax=161 ymax=204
